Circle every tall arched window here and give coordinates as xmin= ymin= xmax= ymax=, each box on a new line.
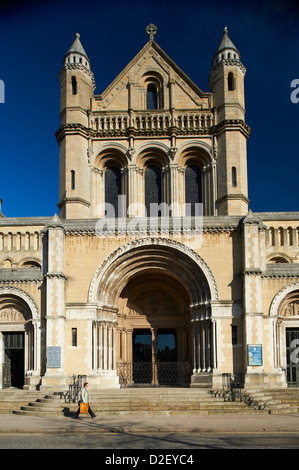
xmin=146 ymin=85 xmax=158 ymax=109
xmin=185 ymin=164 xmax=202 ymax=216
xmin=145 ymin=165 xmax=162 ymax=216
xmin=105 ymin=166 xmax=121 ymax=217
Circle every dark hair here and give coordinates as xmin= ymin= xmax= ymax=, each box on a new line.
xmin=84 ymin=382 xmax=88 ymax=387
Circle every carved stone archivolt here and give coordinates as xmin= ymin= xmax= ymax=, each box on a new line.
xmin=278 ymin=290 xmax=299 ymax=318
xmin=270 ymin=283 xmax=299 ymax=318
xmin=88 ymin=237 xmax=218 ymax=305
xmin=0 ymin=287 xmax=38 ymax=321
xmin=0 ymin=296 xmax=31 ymax=323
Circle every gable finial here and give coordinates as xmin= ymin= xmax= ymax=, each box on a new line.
xmin=146 ymin=23 xmax=157 ymax=41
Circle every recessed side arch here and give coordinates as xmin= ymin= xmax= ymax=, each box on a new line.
xmin=176 ymin=141 xmax=213 ymax=167
xmin=93 ymin=143 xmax=129 ymax=170
xmin=269 ymin=282 xmax=299 ymax=387
xmin=134 ymin=142 xmax=170 ymax=168
xmin=270 ymin=282 xmax=299 ymax=317
xmin=0 ymin=287 xmax=39 ymax=320
xmin=0 ymin=287 xmax=40 ymax=389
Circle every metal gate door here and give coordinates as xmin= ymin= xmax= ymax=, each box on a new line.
xmin=133 ymin=330 xmax=152 ymax=384
xmin=286 ymin=328 xmax=299 ymax=387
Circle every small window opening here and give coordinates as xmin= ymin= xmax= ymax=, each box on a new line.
xmin=232 ymin=325 xmax=237 ymax=346
xmin=71 ymin=76 xmax=77 ymax=95
xmin=72 ymin=328 xmax=77 ymax=347
xmin=71 ymin=170 xmax=76 ymax=190
xmin=232 ymin=166 xmax=237 ymax=187
xmin=228 ymin=72 xmax=235 ymax=91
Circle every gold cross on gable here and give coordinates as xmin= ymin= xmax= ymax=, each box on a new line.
xmin=146 ymin=23 xmax=157 ymax=41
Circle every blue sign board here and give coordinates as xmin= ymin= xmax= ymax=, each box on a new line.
xmin=47 ymin=346 xmax=61 ymax=368
xmin=248 ymin=344 xmax=263 ymax=366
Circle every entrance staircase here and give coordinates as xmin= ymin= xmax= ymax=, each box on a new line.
xmin=4 ymin=387 xmax=298 ymax=417
xmin=242 ymin=388 xmax=299 ymax=414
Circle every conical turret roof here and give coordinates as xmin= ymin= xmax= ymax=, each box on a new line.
xmin=60 ymin=33 xmax=95 ymax=89
xmin=216 ymin=27 xmax=239 ymax=55
xmin=212 ymin=27 xmax=241 ymax=68
xmin=64 ymin=33 xmax=90 ymax=63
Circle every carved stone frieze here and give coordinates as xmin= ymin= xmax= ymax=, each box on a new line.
xmin=281 ymin=301 xmax=299 ymax=317
xmin=0 ymin=306 xmax=29 ymax=322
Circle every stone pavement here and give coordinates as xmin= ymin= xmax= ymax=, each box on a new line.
xmin=1 ymin=412 xmax=299 ymax=434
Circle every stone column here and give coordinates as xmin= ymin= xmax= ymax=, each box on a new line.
xmin=41 ymin=215 xmax=67 ymax=389
xmin=126 ymin=164 xmax=137 ymax=217
xmin=151 ymin=328 xmax=158 ymax=384
xmin=91 ymin=167 xmax=103 ymax=218
xmin=33 ymin=320 xmax=41 ymax=378
xmin=168 ymin=163 xmax=183 ymax=216
xmin=242 ymin=211 xmax=274 ymax=388
xmin=190 ymin=304 xmax=213 ymax=387
xmin=91 ymin=306 xmax=120 ymax=389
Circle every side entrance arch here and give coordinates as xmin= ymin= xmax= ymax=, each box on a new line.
xmin=0 ymin=288 xmax=40 ymax=389
xmin=89 ymin=238 xmax=218 ymax=387
xmin=270 ymin=283 xmax=299 ymax=387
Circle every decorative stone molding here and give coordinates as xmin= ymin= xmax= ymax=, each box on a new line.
xmin=0 ymin=286 xmax=39 ymax=320
xmin=269 ymin=282 xmax=299 ymax=317
xmin=45 ymin=272 xmax=67 ymax=282
xmin=88 ymin=237 xmax=219 ymax=305
xmin=60 ymin=63 xmax=96 ymax=89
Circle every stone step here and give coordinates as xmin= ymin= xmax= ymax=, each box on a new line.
xmin=13 ymin=407 xmax=264 ymax=417
xmin=9 ymin=387 xmax=299 ymax=417
xmin=12 ymin=391 xmax=251 ymax=416
xmin=74 ymin=397 xmax=228 ymax=404
xmin=13 ymin=409 xmax=67 ymax=417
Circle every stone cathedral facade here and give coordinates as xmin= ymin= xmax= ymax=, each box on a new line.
xmin=1 ymin=25 xmax=299 ymax=391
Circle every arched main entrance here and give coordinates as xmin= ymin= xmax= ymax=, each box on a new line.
xmin=89 ymin=238 xmax=218 ymax=387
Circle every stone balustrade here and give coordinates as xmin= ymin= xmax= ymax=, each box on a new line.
xmin=90 ymin=110 xmax=214 ymax=134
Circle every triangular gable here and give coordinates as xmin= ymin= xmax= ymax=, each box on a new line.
xmin=93 ymin=41 xmax=211 ymax=111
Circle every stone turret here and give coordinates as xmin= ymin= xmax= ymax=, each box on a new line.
xmin=209 ymin=28 xmax=250 ymax=215
xmin=56 ymin=34 xmax=95 ymax=219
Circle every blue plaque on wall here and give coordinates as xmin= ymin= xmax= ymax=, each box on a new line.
xmin=248 ymin=344 xmax=262 ymax=366
xmin=47 ymin=346 xmax=61 ymax=368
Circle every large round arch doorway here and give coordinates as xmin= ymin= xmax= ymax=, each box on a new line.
xmin=89 ymin=238 xmax=219 ymax=387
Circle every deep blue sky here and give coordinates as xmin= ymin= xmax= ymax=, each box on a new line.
xmin=0 ymin=0 xmax=298 ymax=217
